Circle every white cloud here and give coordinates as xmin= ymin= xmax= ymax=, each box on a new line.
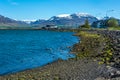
xmin=11 ymin=2 xmax=18 ymax=5
xmin=7 ymin=0 xmax=19 ymax=6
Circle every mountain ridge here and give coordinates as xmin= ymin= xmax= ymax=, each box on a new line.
xmin=0 ymin=13 xmax=98 ymax=28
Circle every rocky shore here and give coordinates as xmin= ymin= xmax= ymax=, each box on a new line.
xmin=97 ymin=30 xmax=120 ymax=69
xmin=0 ymin=30 xmax=120 ymax=80
xmin=95 ymin=30 xmax=120 ymax=79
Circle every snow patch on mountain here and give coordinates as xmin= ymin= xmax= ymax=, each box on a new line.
xmin=96 ymin=17 xmax=103 ymax=20
xmin=74 ymin=13 xmax=92 ymax=18
xmin=49 ymin=17 xmax=55 ymax=21
xmin=57 ymin=14 xmax=70 ymax=17
xmin=56 ymin=14 xmax=72 ymax=19
xmin=49 ymin=14 xmax=71 ymax=21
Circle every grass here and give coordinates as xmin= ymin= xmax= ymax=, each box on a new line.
xmin=108 ymin=27 xmax=120 ymax=30
xmin=72 ymin=31 xmax=104 ymax=59
xmin=75 ymin=31 xmax=100 ymax=38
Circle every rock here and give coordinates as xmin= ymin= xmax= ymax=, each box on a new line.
xmin=104 ymin=66 xmax=120 ymax=78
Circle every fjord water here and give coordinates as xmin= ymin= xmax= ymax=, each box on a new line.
xmin=0 ymin=30 xmax=79 ymax=75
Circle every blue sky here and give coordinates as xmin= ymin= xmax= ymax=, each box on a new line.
xmin=0 ymin=0 xmax=120 ymax=20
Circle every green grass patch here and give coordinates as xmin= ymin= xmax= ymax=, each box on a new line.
xmin=108 ymin=27 xmax=120 ymax=30
xmin=75 ymin=31 xmax=100 ymax=38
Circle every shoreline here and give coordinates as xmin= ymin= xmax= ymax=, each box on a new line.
xmin=0 ymin=30 xmax=120 ymax=80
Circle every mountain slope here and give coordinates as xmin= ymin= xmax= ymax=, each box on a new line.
xmin=30 ymin=19 xmax=47 ymax=26
xmin=0 ymin=15 xmax=29 ymax=29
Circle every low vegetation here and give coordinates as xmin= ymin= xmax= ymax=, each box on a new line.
xmin=72 ymin=31 xmax=102 ymax=59
xmin=108 ymin=27 xmax=120 ymax=30
xmin=72 ymin=30 xmax=114 ymax=65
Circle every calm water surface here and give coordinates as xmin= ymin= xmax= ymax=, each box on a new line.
xmin=0 ymin=30 xmax=79 ymax=75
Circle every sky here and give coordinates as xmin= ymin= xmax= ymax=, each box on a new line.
xmin=0 ymin=0 xmax=120 ymax=20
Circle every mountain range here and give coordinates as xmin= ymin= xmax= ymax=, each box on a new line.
xmin=0 ymin=13 xmax=100 ymax=29
xmin=31 ymin=13 xmax=98 ymax=28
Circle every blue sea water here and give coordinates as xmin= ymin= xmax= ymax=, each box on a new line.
xmin=0 ymin=30 xmax=79 ymax=75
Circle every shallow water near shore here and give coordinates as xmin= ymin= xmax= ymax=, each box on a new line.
xmin=0 ymin=30 xmax=79 ymax=75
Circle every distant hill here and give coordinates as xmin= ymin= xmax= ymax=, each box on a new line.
xmin=31 ymin=13 xmax=98 ymax=28
xmin=0 ymin=15 xmax=29 ymax=29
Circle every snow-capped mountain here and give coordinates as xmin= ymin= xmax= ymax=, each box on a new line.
xmin=49 ymin=14 xmax=72 ymax=21
xmin=31 ymin=13 xmax=98 ymax=28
